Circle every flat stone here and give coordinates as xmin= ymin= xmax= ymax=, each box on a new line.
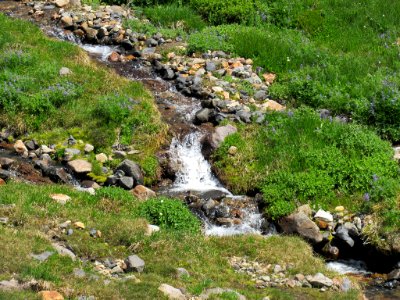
xmin=158 ymin=284 xmax=186 ymax=300
xmin=306 ymin=273 xmax=333 ymax=288
xmin=210 ymin=124 xmax=237 ymax=149
xmin=50 ymin=194 xmax=71 ymax=205
xmin=55 ymin=0 xmax=69 ymax=7
xmin=67 ymin=159 xmax=92 ymax=173
xmin=31 ymin=251 xmax=54 ymax=262
xmin=125 ymin=255 xmax=145 ymax=272
xmin=74 ymin=221 xmax=85 ymax=229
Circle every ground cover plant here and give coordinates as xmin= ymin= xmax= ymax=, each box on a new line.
xmin=213 ymin=108 xmax=400 ymax=231
xmin=0 ymin=181 xmax=359 ymax=299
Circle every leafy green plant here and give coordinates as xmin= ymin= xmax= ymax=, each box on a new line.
xmin=138 ymin=197 xmax=201 ymax=233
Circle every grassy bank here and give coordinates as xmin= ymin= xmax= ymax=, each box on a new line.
xmin=0 ymin=181 xmax=359 ymax=299
xmin=0 ymin=13 xmax=167 ymax=183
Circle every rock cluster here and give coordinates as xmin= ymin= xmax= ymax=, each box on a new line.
xmin=229 ymin=256 xmax=353 ymax=292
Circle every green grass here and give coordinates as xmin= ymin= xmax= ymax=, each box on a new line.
xmin=0 ymin=13 xmax=167 ymax=183
xmin=0 ymin=181 xmax=359 ymax=299
xmin=213 ymin=108 xmax=400 ymax=229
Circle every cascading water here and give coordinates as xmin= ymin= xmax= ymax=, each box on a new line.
xmin=168 ymin=132 xmax=263 ymax=236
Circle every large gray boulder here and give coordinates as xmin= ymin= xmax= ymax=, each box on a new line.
xmin=115 ymin=159 xmax=143 ymax=185
xmin=278 ymin=212 xmax=323 ymax=244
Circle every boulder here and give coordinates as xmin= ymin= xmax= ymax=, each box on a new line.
xmin=335 ymin=225 xmax=355 ymax=247
xmin=117 ymin=176 xmax=134 ymax=190
xmin=116 ymin=159 xmax=143 ymax=185
xmin=388 ymin=269 xmax=400 ymax=280
xmin=210 ymin=124 xmax=237 ymax=149
xmin=125 ymin=255 xmax=145 ymax=272
xmin=278 ymin=212 xmax=323 ymax=244
xmin=0 ymin=157 xmax=15 ymax=169
xmin=131 ymin=185 xmax=156 ymax=200
xmin=195 ymin=108 xmax=212 ymax=124
xmin=67 ymin=159 xmax=92 ymax=174
xmin=158 ymin=284 xmax=186 ymax=300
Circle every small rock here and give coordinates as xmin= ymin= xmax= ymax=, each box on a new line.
xmin=74 ymin=221 xmax=85 ymax=229
xmin=52 ymin=243 xmax=76 ymax=261
xmin=228 ymin=146 xmax=237 ymax=155
xmin=54 ymin=0 xmax=69 ymax=8
xmin=108 ymin=51 xmax=120 ymax=62
xmin=66 ymin=228 xmax=74 ymax=235
xmin=158 ymin=284 xmax=185 ymax=300
xmin=14 ymin=140 xmax=28 ymax=155
xmin=89 ymin=229 xmax=97 ymax=237
xmin=314 ymin=209 xmax=333 ymax=223
xmin=125 ymin=255 xmax=145 ymax=272
xmin=0 ymin=217 xmax=9 ymax=224
xmin=131 ymin=185 xmax=156 ymax=201
xmin=145 ymin=224 xmax=160 ymax=236
xmin=73 ymin=268 xmax=86 ymax=278
xmin=84 ymin=144 xmax=94 ymax=153
xmin=335 ymin=206 xmax=345 ymax=212
xmin=0 ymin=158 xmax=15 ymax=169
xmin=31 ymin=251 xmax=54 ymax=262
xmin=0 ymin=179 xmax=5 ymax=186
xmin=50 ymin=194 xmax=71 ymax=205
xmin=59 ymin=67 xmax=72 ymax=76
xmin=41 ymin=145 xmax=55 ymax=154
xmin=117 ymin=176 xmax=134 ymax=190
xmin=306 ymin=273 xmax=333 ymax=288
xmin=95 ymin=153 xmax=108 ymax=163
xmin=116 ymin=159 xmax=143 ymax=185
xmin=0 ymin=279 xmax=21 ymax=291
xmin=388 ymin=269 xmax=400 ymax=280
xmin=38 ymin=290 xmax=64 ymax=300
xmin=176 ymin=267 xmax=190 ymax=278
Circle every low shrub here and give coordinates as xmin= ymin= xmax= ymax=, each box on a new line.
xmin=138 ymin=197 xmax=201 ymax=233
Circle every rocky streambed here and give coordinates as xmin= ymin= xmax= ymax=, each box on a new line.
xmin=0 ymin=0 xmax=399 ymax=298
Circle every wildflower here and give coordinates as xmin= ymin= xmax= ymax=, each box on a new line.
xmin=363 ymin=193 xmax=370 ymax=201
xmin=372 ymin=174 xmax=379 ymax=181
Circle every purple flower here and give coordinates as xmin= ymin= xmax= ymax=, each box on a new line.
xmin=372 ymin=174 xmax=379 ymax=181
xmin=363 ymin=193 xmax=370 ymax=201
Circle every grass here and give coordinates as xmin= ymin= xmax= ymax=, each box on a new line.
xmin=0 ymin=13 xmax=167 ymax=183
xmin=0 ymin=181 xmax=359 ymax=299
xmin=213 ymin=108 xmax=400 ymax=231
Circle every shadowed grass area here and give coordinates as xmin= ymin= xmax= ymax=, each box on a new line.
xmin=0 ymin=181 xmax=359 ymax=299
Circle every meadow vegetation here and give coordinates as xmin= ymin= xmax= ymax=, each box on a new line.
xmin=0 ymin=182 xmax=359 ymax=299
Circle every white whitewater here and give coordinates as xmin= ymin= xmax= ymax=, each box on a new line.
xmin=327 ymin=259 xmax=370 ymax=275
xmin=80 ymin=44 xmax=115 ymax=61
xmin=169 ymin=132 xmax=263 ymax=236
xmin=169 ymin=132 xmax=231 ymax=194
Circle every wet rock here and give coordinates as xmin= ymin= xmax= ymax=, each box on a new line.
xmin=31 ymin=251 xmax=54 ymax=262
xmin=0 ymin=157 xmax=14 ymax=169
xmin=81 ymin=180 xmax=100 ymax=189
xmin=278 ymin=212 xmax=323 ymax=244
xmin=335 ymin=225 xmax=355 ymax=247
xmin=116 ymin=159 xmax=143 ymax=185
xmin=131 ymin=185 xmax=156 ymax=200
xmin=125 ymin=255 xmax=145 ymax=272
xmin=0 ymin=169 xmax=13 ymax=180
xmin=158 ymin=284 xmax=186 ymax=300
xmin=46 ymin=167 xmax=72 ymax=184
xmin=306 ymin=273 xmax=333 ymax=288
xmin=25 ymin=140 xmax=38 ymax=150
xmin=67 ymin=159 xmax=92 ymax=174
xmin=388 ymin=269 xmax=400 ymax=280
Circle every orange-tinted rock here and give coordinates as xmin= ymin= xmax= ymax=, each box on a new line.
xmin=131 ymin=185 xmax=156 ymax=201
xmin=38 ymin=291 xmax=64 ymax=300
